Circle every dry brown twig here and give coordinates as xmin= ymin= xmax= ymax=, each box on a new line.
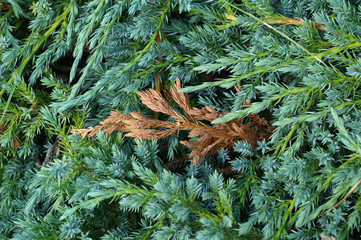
xmin=71 ymin=78 xmax=273 ymax=164
xmin=0 ymin=3 xmax=12 ymax=11
xmin=225 ymin=13 xmax=326 ymax=31
xmin=42 ymin=136 xmax=62 ymax=167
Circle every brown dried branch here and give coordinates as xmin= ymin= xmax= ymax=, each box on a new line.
xmin=154 ymin=31 xmax=163 ymax=119
xmin=217 ymin=166 xmax=239 ymax=176
xmin=138 ymin=89 xmax=185 ymax=122
xmin=42 ymin=136 xmax=62 ymax=167
xmin=163 ymin=156 xmax=188 ymax=170
xmin=264 ymin=17 xmax=326 ymax=31
xmin=188 ymin=106 xmax=224 ymax=122
xmin=0 ymin=3 xmax=12 ymax=11
xmin=225 ymin=13 xmax=326 ymax=31
xmin=320 ymin=234 xmax=336 ymax=240
xmin=72 ymin=78 xmax=273 ymax=164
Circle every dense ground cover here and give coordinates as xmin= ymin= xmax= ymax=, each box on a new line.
xmin=1 ymin=0 xmax=361 ymax=239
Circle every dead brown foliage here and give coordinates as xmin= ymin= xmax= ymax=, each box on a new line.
xmin=0 ymin=3 xmax=12 ymax=11
xmin=225 ymin=13 xmax=326 ymax=31
xmin=71 ymin=78 xmax=273 ymax=164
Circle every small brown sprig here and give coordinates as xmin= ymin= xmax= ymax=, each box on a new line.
xmin=71 ymin=78 xmax=273 ymax=164
xmin=0 ymin=3 xmax=12 ymax=11
xmin=225 ymin=13 xmax=326 ymax=31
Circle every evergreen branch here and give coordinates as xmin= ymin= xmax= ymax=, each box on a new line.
xmin=0 ymin=8 xmax=14 ymax=19
xmin=223 ymin=1 xmax=327 ymax=66
xmin=0 ymin=124 xmax=20 ymax=149
xmin=0 ymin=6 xmax=71 ymax=125
xmin=2 ymin=6 xmax=71 ymax=89
xmin=115 ymin=0 xmax=171 ymax=77
xmin=274 ymin=90 xmax=317 ymax=156
xmin=321 ymin=155 xmax=358 ymax=191
xmin=68 ymin=0 xmax=108 ymax=84
xmin=131 ymin=56 xmax=193 ymax=79
xmin=275 ymin=199 xmax=295 ymax=239
xmin=68 ymin=1 xmax=122 ymax=97
xmin=64 ymin=0 xmax=172 ymax=110
xmin=97 ymin=0 xmax=171 ymax=95
xmin=321 ymin=178 xmax=361 ymax=215
xmin=182 ymin=42 xmax=361 ymax=93
xmin=318 ymin=109 xmax=361 ymax=215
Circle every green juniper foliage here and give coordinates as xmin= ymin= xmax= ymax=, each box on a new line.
xmin=1 ymin=0 xmax=361 ymax=239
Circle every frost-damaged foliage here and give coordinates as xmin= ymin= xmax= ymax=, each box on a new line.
xmin=2 ymin=0 xmax=361 ymax=239
xmin=72 ymin=78 xmax=273 ymax=165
